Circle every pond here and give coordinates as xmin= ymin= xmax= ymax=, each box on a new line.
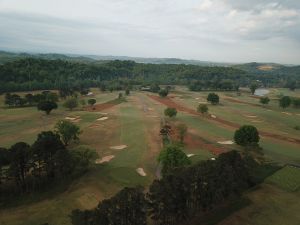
xmin=254 ymin=88 xmax=270 ymax=96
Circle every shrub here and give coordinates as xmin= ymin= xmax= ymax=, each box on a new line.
xmin=234 ymin=125 xmax=260 ymax=147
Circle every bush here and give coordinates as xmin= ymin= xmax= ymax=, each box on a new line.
xmin=260 ymin=97 xmax=270 ymax=105
xmin=197 ymin=104 xmax=208 ymax=114
xmin=88 ymin=99 xmax=96 ymax=107
xmin=159 ymin=89 xmax=169 ymax=98
xmin=164 ymin=107 xmax=177 ymax=118
xmin=158 ymin=144 xmax=191 ymax=176
xmin=279 ymin=96 xmax=291 ymax=109
xmin=207 ymin=93 xmax=219 ymax=105
xmin=55 ymin=120 xmax=81 ymax=146
xmin=63 ymin=98 xmax=78 ymax=111
xmin=234 ymin=125 xmax=260 ymax=147
xmin=37 ymin=101 xmax=57 ymax=115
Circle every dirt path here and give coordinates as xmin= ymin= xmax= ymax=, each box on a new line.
xmin=148 ymin=95 xmax=300 ymax=145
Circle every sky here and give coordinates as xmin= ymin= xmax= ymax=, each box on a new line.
xmin=0 ymin=0 xmax=300 ymax=64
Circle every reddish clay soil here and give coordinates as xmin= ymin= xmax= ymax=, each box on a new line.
xmin=86 ymin=103 xmax=116 ymax=112
xmin=148 ymin=95 xmax=300 ymax=145
xmin=169 ymin=125 xmax=227 ymax=155
xmin=184 ymin=133 xmax=227 ymax=155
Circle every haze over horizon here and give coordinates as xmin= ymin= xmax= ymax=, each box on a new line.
xmin=1 ymin=0 xmax=300 ymax=64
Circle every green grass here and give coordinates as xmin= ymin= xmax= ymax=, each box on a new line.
xmin=266 ymin=166 xmax=300 ymax=192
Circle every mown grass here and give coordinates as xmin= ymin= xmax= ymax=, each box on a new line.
xmin=0 ymin=93 xmax=152 ymax=225
xmin=266 ymin=166 xmax=300 ymax=192
xmin=219 ymin=184 xmax=300 ymax=225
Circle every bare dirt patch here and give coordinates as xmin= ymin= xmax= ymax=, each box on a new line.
xmin=187 ymin=154 xmax=195 ymax=157
xmin=258 ymin=65 xmax=274 ymax=71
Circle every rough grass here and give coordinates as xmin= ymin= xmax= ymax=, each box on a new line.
xmin=266 ymin=166 xmax=300 ymax=192
xmin=218 ymin=184 xmax=300 ymax=225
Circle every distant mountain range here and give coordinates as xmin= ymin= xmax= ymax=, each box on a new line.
xmin=0 ymin=50 xmax=299 ymax=76
xmin=0 ymin=50 xmax=234 ymax=66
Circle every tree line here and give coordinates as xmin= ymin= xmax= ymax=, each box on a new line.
xmin=1 ymin=57 xmax=298 ymax=93
xmin=0 ymin=121 xmax=97 ymax=206
xmin=70 ymin=150 xmax=258 ymax=225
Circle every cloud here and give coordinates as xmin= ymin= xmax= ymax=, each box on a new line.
xmin=0 ymin=0 xmax=299 ymax=64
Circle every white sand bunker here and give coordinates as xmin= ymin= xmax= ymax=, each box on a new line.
xmin=187 ymin=154 xmax=195 ymax=158
xmin=282 ymin=112 xmax=292 ymax=116
xmin=217 ymin=140 xmax=234 ymax=145
xmin=136 ymin=168 xmax=147 ymax=176
xmin=97 ymin=117 xmax=108 ymax=121
xmin=211 ymin=114 xmax=217 ymax=119
xmin=95 ymin=155 xmax=115 ymax=164
xmin=245 ymin=115 xmax=257 ymax=118
xmin=110 ymin=145 xmax=127 ymax=150
xmin=65 ymin=116 xmax=80 ymax=120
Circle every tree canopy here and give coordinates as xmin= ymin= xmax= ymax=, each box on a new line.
xmin=164 ymin=108 xmax=177 ymax=118
xmin=234 ymin=125 xmax=260 ymax=147
xmin=158 ymin=145 xmax=191 ymax=176
xmin=207 ymin=93 xmax=219 ymax=105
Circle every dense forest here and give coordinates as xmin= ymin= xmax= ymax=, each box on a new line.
xmin=0 ymin=57 xmax=299 ymax=93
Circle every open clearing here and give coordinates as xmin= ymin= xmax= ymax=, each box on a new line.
xmin=0 ymin=87 xmax=300 ymax=225
xmin=266 ymin=166 xmax=300 ymax=192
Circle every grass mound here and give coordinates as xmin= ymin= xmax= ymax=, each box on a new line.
xmin=267 ymin=165 xmax=300 ymax=192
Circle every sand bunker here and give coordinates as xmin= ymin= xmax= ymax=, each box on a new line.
xmin=146 ymin=115 xmax=159 ymax=118
xmin=195 ymin=98 xmax=200 ymax=100
xmin=210 ymin=114 xmax=217 ymax=119
xmin=282 ymin=112 xmax=292 ymax=116
xmin=110 ymin=145 xmax=127 ymax=150
xmin=217 ymin=140 xmax=234 ymax=145
xmin=65 ymin=116 xmax=80 ymax=120
xmin=136 ymin=168 xmax=147 ymax=176
xmin=97 ymin=117 xmax=108 ymax=121
xmin=245 ymin=115 xmax=257 ymax=118
xmin=95 ymin=155 xmax=115 ymax=164
xmin=187 ymin=154 xmax=195 ymax=158
xmin=211 ymin=158 xmax=216 ymax=160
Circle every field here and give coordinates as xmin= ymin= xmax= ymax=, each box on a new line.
xmin=266 ymin=166 xmax=300 ymax=192
xmin=0 ymin=87 xmax=300 ymax=225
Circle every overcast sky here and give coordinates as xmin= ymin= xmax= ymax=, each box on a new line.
xmin=0 ymin=0 xmax=300 ymax=64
